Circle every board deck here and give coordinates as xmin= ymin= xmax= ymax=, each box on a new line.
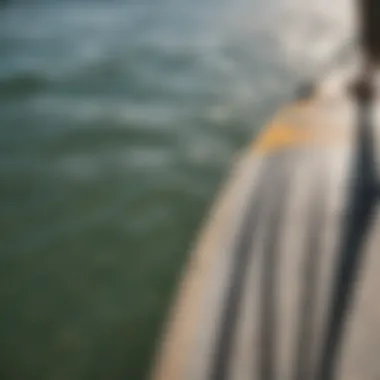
xmin=151 ymin=69 xmax=380 ymax=380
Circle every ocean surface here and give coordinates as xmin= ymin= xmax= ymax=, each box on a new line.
xmin=0 ymin=0 xmax=351 ymax=379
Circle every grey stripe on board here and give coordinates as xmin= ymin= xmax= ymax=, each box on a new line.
xmin=259 ymin=158 xmax=292 ymax=380
xmin=209 ymin=156 xmax=283 ymax=380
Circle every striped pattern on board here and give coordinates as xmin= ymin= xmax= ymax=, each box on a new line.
xmin=152 ymin=85 xmax=380 ymax=380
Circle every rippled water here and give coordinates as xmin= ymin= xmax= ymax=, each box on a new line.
xmin=0 ymin=0 xmax=351 ymax=379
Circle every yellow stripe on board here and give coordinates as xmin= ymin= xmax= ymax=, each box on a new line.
xmin=252 ymin=98 xmax=347 ymax=154
xmin=252 ymin=100 xmax=316 ymax=154
xmin=253 ymin=123 xmax=314 ymax=153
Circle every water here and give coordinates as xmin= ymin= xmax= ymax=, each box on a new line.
xmin=0 ymin=0 xmax=351 ymax=379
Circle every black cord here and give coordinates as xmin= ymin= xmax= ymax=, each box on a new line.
xmin=316 ymin=72 xmax=379 ymax=380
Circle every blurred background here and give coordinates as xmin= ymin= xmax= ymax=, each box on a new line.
xmin=0 ymin=0 xmax=351 ymax=379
